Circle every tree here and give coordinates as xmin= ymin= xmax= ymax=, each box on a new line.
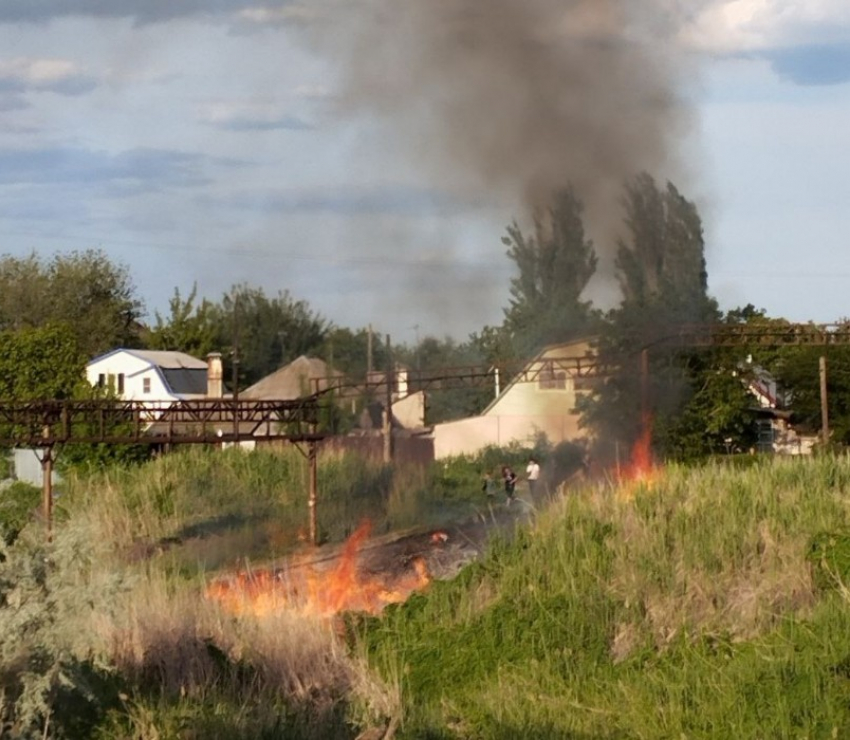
xmin=319 ymin=326 xmax=389 ymax=382
xmin=579 ymin=174 xmax=720 ymax=461
xmin=145 ymin=284 xmax=217 ymax=359
xmin=0 ymin=250 xmax=145 ymax=359
xmin=615 ymin=173 xmax=710 ymax=318
xmin=501 ymin=187 xmax=599 ymax=356
xmin=393 ymin=335 xmax=489 ymax=423
xmin=213 ymin=285 xmax=329 ymax=389
xmin=0 ymin=324 xmax=150 ymax=470
xmin=0 ymin=324 xmax=87 ymax=400
xmin=767 ymin=321 xmax=850 ymax=446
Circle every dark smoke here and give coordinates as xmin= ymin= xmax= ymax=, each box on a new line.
xmin=310 ymin=0 xmax=694 ymax=228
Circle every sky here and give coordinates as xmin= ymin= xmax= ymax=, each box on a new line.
xmin=0 ymin=1 xmax=848 ymax=345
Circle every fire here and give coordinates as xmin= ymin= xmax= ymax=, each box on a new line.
xmin=618 ymin=415 xmax=660 ymax=493
xmin=206 ymin=521 xmax=432 ymax=619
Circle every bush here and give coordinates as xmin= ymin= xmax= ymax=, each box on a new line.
xmin=0 ymin=481 xmax=41 ymax=546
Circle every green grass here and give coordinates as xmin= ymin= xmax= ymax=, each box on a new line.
xmin=353 ymin=455 xmax=850 ymax=738
xmin=10 ymin=446 xmax=850 ymax=738
xmin=56 ymin=445 xmax=502 ymax=578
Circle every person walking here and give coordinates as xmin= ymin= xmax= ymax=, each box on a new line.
xmin=481 ymin=471 xmax=497 ymax=499
xmin=502 ymin=465 xmax=518 ymax=505
xmin=526 ymin=457 xmax=541 ymax=497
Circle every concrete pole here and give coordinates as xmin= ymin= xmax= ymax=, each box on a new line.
xmin=383 ymin=334 xmax=394 ymax=464
xmin=820 ymin=355 xmax=830 ymax=446
xmin=41 ymin=441 xmax=53 ymax=540
xmin=308 ymin=441 xmax=318 ymax=546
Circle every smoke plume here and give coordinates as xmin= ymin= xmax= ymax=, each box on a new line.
xmin=309 ymin=0 xmax=695 ymax=228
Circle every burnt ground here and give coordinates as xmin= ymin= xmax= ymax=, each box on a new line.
xmin=274 ymin=492 xmax=543 ymax=588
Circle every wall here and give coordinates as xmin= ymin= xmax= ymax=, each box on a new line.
xmin=432 ymin=341 xmax=593 ymax=459
xmin=86 ymin=353 xmax=172 ymax=402
xmin=433 ymin=413 xmax=583 ymax=459
xmin=322 ymin=434 xmax=434 ymax=467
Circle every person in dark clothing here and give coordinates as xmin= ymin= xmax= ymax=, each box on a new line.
xmin=502 ymin=465 xmax=518 ymax=504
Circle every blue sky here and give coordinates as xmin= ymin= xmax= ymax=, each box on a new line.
xmin=0 ymin=1 xmax=848 ymax=343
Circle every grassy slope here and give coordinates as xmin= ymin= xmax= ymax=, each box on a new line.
xmin=8 ymin=448 xmax=850 ymax=738
xmin=357 ymin=455 xmax=850 ymax=739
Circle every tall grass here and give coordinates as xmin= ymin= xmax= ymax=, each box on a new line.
xmin=58 ymin=445 xmax=474 ymax=576
xmin=356 ymin=454 xmax=850 ymax=738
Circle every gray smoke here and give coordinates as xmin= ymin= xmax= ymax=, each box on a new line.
xmin=308 ymin=0 xmax=695 ymax=227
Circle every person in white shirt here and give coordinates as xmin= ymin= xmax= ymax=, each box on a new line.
xmin=526 ymin=457 xmax=540 ymax=496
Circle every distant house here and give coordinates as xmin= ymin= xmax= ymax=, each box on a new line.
xmin=86 ymin=349 xmax=219 ymax=403
xmin=241 ymin=356 xmax=344 ymax=400
xmin=243 ymin=355 xmax=426 ymax=429
xmin=431 ymin=339 xmax=595 ymax=459
xmin=743 ymin=363 xmax=817 ymax=455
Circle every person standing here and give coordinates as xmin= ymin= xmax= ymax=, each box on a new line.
xmin=526 ymin=457 xmax=541 ymax=497
xmin=481 ymin=471 xmax=497 ymax=499
xmin=502 ymin=465 xmax=518 ymax=504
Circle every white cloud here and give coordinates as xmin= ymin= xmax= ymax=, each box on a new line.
xmin=199 ymin=100 xmax=313 ymax=131
xmin=235 ymin=4 xmax=315 ymax=27
xmin=0 ymin=57 xmax=96 ymax=94
xmin=684 ymin=0 xmax=850 ymax=53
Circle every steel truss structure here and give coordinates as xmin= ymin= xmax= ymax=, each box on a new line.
xmin=0 ymin=398 xmax=322 ymax=447
xmin=314 ymin=323 xmax=850 ymax=397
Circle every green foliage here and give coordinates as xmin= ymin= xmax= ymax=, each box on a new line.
xmin=0 ymin=250 xmax=144 ymax=359
xmin=319 ymin=326 xmax=389 ymax=383
xmin=501 ymin=186 xmax=599 ymax=356
xmin=0 ymin=527 xmax=128 ymax=738
xmin=215 ymin=284 xmax=329 ymax=389
xmin=579 ymin=174 xmax=721 ymax=461
xmin=0 ymin=324 xmax=87 ymax=400
xmin=768 ymin=332 xmax=850 ymax=444
xmin=393 ymin=335 xmax=491 ymax=424
xmin=656 ymin=351 xmax=760 ymax=461
xmin=808 ymin=530 xmax=850 ymax=592
xmin=356 ymin=455 xmax=850 ymax=738
xmin=0 ymin=482 xmax=40 ymax=546
xmin=615 ymin=173 xmax=710 ymax=311
xmin=144 ymin=283 xmax=218 ymax=359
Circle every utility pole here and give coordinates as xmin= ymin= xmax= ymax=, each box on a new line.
xmin=820 ymin=355 xmax=830 ymax=446
xmin=367 ymin=324 xmax=373 ymax=378
xmin=383 ymin=334 xmax=394 ymax=464
xmin=231 ymin=293 xmax=240 ymax=442
xmin=40 ymin=425 xmax=53 ymax=540
xmin=308 ymin=441 xmax=318 ymax=546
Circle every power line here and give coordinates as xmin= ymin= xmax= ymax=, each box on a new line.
xmin=0 ymin=228 xmax=505 ymax=269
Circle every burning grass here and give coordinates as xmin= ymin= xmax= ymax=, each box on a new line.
xmin=12 ymin=446 xmax=850 ymax=738
xmin=205 ymin=522 xmax=432 ymax=620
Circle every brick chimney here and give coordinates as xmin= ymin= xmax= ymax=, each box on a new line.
xmin=206 ymin=352 xmax=224 ymax=398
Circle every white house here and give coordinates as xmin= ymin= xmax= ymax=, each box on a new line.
xmin=431 ymin=339 xmax=595 ymax=459
xmin=86 ymin=349 xmax=217 ymax=403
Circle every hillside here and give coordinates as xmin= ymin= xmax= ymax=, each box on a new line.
xmin=355 ymin=455 xmax=850 ymax=738
xmin=4 ymin=450 xmax=850 ymax=738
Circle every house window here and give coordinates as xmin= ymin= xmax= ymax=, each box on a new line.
xmin=538 ymin=361 xmax=566 ymax=390
xmin=574 ymin=377 xmax=596 ymax=392
xmin=97 ymin=373 xmax=106 ymax=388
xmin=117 ymin=373 xmax=125 ymax=394
xmin=143 ymin=377 xmax=151 ymax=394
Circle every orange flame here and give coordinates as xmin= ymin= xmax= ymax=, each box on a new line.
xmin=619 ymin=415 xmax=659 ymax=490
xmin=206 ymin=521 xmax=432 ymax=619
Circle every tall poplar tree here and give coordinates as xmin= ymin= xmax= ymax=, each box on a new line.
xmin=579 ymin=174 xmax=722 ymax=461
xmin=500 ymin=186 xmax=599 ymax=357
